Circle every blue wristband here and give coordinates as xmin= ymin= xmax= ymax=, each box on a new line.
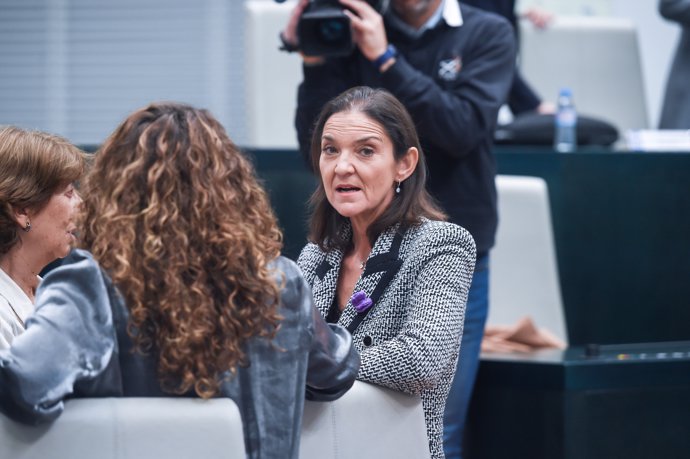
xmin=373 ymin=44 xmax=397 ymax=69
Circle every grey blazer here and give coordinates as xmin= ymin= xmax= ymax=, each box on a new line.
xmin=0 ymin=249 xmax=359 ymax=459
xmin=659 ymin=0 xmax=690 ymax=129
xmin=298 ymin=219 xmax=476 ymax=459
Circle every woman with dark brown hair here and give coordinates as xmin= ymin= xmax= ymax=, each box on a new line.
xmin=0 ymin=102 xmax=359 ymax=458
xmin=297 ymin=87 xmax=476 ymax=458
xmin=0 ymin=126 xmax=85 ymax=349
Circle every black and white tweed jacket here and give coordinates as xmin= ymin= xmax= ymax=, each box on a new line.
xmin=297 ymin=219 xmax=476 ymax=459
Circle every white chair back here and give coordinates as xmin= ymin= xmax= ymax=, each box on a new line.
xmin=489 ymin=175 xmax=568 ymax=344
xmin=0 ymin=398 xmax=245 ymax=459
xmin=301 ymin=381 xmax=431 ymax=459
xmin=1 ymin=381 xmax=431 ymax=459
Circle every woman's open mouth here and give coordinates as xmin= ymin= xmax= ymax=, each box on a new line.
xmin=336 ymin=185 xmax=361 ymax=193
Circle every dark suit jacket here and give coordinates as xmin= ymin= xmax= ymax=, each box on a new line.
xmin=463 ymin=0 xmax=542 ymax=114
xmin=659 ymin=0 xmax=690 ymax=128
xmin=298 ymin=219 xmax=476 ymax=458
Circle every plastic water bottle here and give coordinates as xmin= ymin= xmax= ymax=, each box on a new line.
xmin=554 ymin=88 xmax=577 ymax=153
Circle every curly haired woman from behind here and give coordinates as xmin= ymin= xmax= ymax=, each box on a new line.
xmin=0 ymin=103 xmax=359 ymax=458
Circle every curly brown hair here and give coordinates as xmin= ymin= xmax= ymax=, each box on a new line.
xmin=80 ymin=102 xmax=283 ymax=398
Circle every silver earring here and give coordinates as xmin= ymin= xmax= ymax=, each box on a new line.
xmin=24 ymin=220 xmax=31 ymax=232
xmin=395 ymin=181 xmax=401 ymax=194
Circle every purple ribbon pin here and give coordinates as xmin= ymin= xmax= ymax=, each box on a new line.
xmin=351 ymin=290 xmax=373 ymax=313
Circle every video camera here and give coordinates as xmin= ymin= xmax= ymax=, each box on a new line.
xmin=277 ymin=0 xmax=390 ymax=57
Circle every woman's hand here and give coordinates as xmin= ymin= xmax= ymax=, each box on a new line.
xmin=340 ymin=0 xmax=388 ymax=61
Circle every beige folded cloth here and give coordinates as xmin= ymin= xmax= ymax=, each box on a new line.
xmin=481 ymin=316 xmax=566 ymax=354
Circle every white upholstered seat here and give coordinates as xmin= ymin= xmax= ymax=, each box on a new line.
xmin=488 ymin=175 xmax=568 ymax=344
xmin=0 ymin=397 xmax=246 ymax=459
xmin=1 ymin=381 xmax=431 ymax=459
xmin=301 ymin=380 xmax=431 ymax=459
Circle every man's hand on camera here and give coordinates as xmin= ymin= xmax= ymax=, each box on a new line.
xmin=282 ymin=0 xmax=309 ymax=50
xmin=281 ymin=0 xmax=325 ymax=63
xmin=340 ymin=0 xmax=388 ymax=61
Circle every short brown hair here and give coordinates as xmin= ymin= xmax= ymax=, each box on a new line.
xmin=0 ymin=126 xmax=86 ymax=255
xmin=308 ymin=86 xmax=446 ymax=251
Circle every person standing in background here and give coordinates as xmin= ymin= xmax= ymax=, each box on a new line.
xmin=281 ymin=1 xmax=515 ymax=457
xmin=659 ymin=0 xmax=690 ymax=129
xmin=463 ymin=0 xmax=554 ymax=115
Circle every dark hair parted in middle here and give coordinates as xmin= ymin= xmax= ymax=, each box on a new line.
xmin=308 ymin=86 xmax=446 ymax=250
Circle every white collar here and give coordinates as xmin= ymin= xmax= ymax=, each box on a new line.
xmin=0 ymin=267 xmax=36 ymax=321
xmin=444 ymin=0 xmax=463 ymax=28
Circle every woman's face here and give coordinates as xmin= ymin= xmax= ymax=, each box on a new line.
xmin=319 ymin=110 xmax=412 ymax=230
xmin=25 ymin=183 xmax=82 ymax=264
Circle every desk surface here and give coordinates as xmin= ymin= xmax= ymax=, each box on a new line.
xmin=483 ymin=340 xmax=690 ymax=365
xmin=480 ymin=341 xmax=690 ymax=391
xmin=470 ymin=341 xmax=690 ymax=459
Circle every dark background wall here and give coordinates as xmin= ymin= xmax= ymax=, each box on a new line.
xmin=247 ymin=147 xmax=690 ymax=347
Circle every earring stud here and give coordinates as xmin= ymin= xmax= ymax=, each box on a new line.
xmin=395 ymin=181 xmax=401 ymax=194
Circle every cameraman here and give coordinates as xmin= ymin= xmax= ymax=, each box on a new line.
xmin=281 ymin=1 xmax=515 ymax=458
